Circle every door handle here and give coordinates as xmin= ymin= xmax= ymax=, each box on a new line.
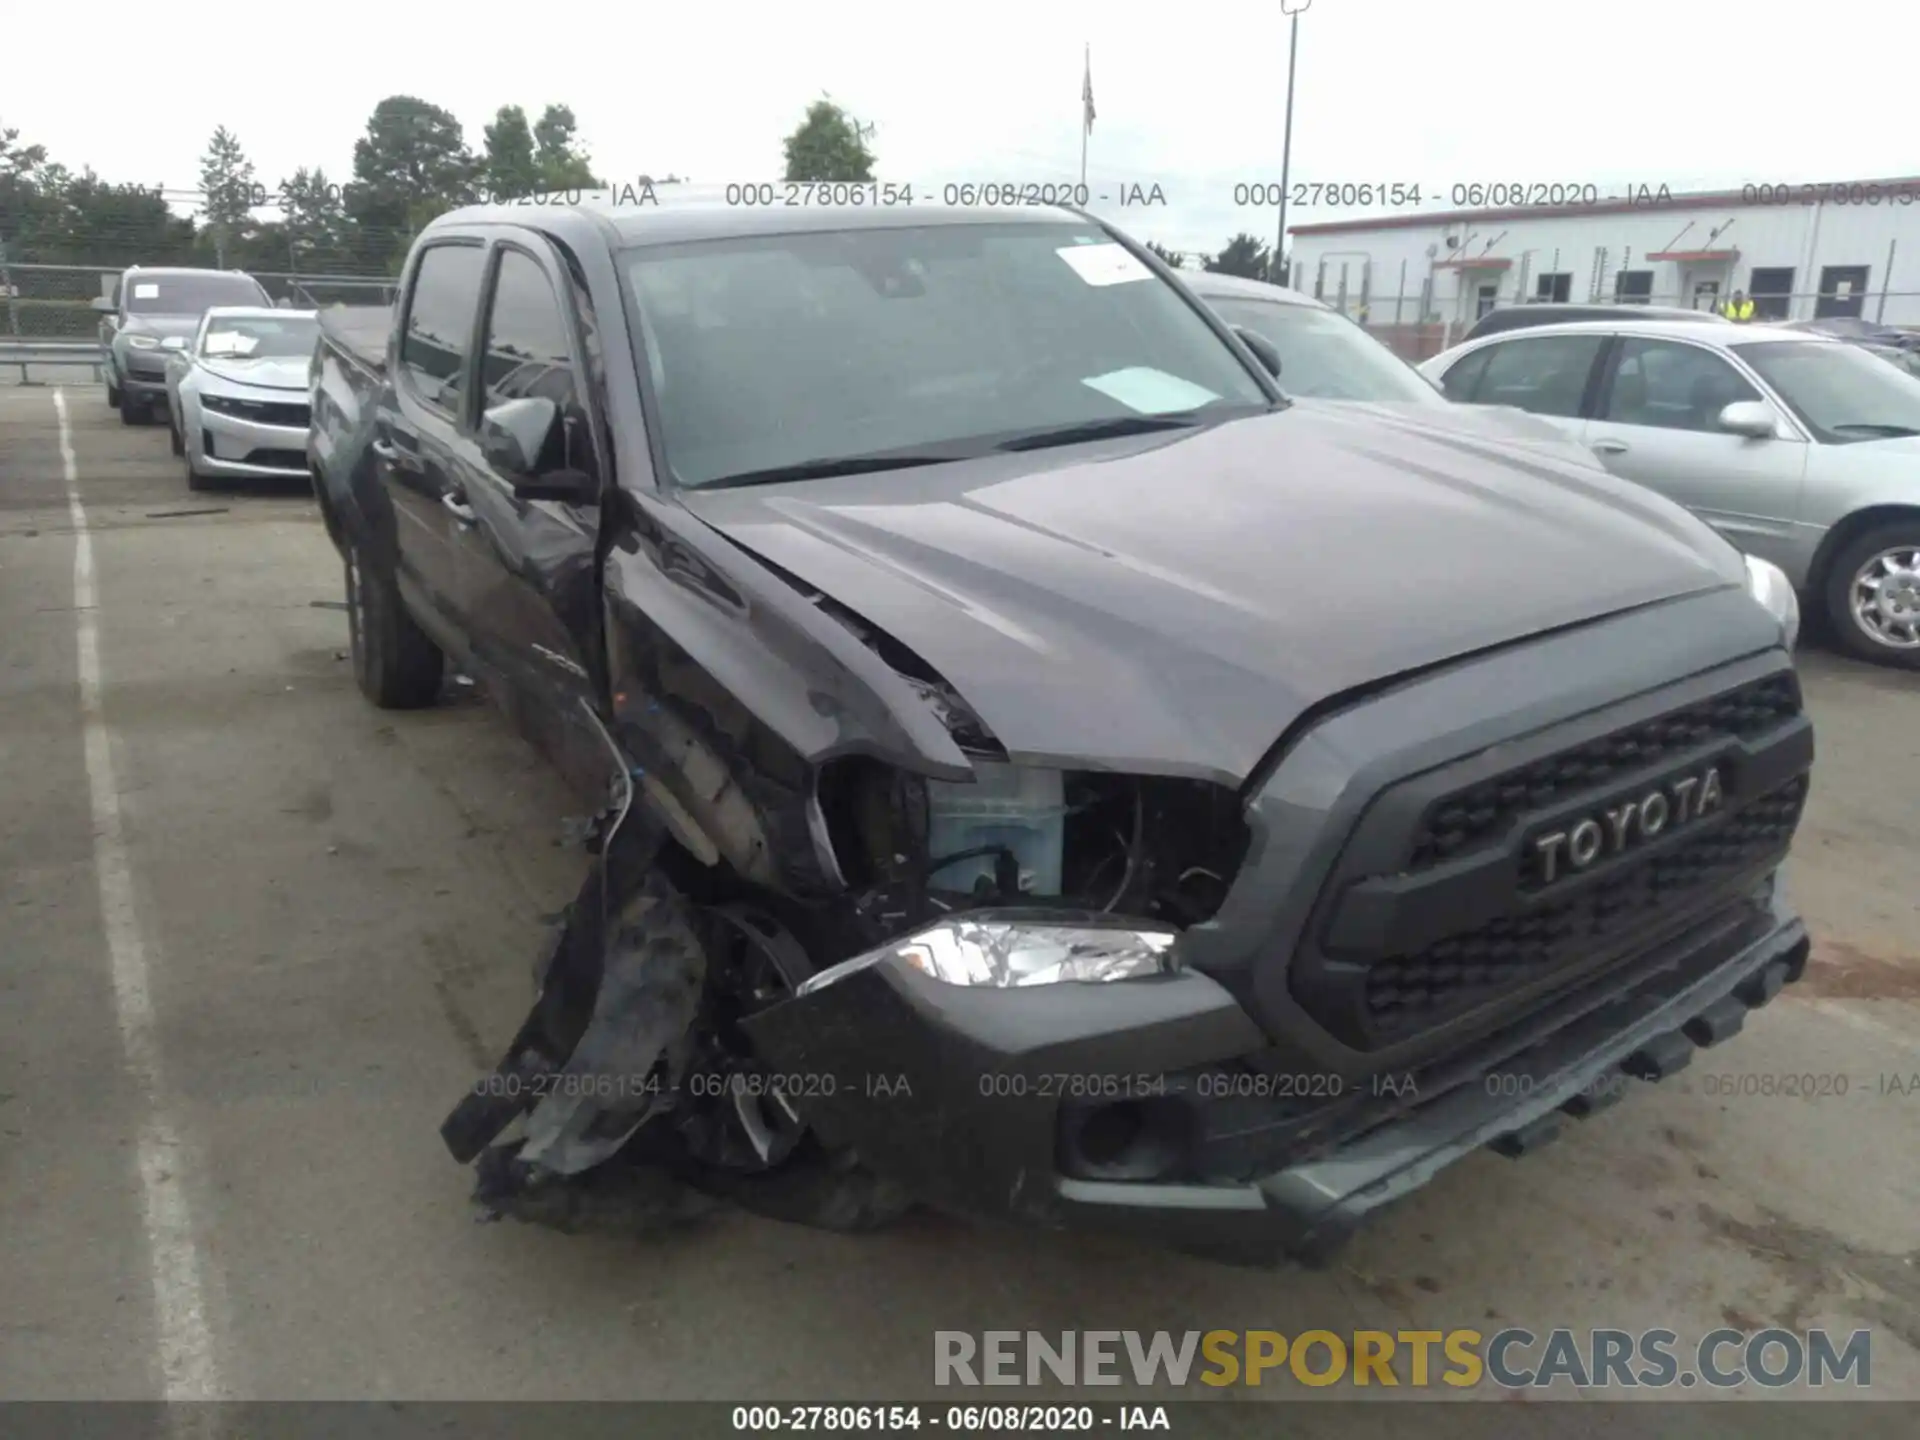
xmin=369 ymin=438 xmax=398 ymax=460
xmin=1591 ymin=439 xmax=1630 ymax=455
xmin=442 ymin=491 xmax=477 ymax=524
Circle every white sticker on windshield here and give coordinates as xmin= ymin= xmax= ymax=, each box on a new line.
xmin=132 ymin=282 xmax=159 ymax=298
xmin=205 ymin=331 xmax=257 ymax=356
xmin=1082 ymin=367 xmax=1222 ymax=415
xmin=1056 ymin=242 xmax=1151 ymax=287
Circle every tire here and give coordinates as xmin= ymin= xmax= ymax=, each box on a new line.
xmin=344 ymin=538 xmax=445 ymax=708
xmin=1823 ymin=522 xmax=1920 ymax=669
xmin=119 ymin=390 xmax=143 ymax=426
xmin=105 ymin=374 xmax=121 ymax=408
xmin=186 ymin=457 xmax=216 ymax=492
xmin=168 ymin=414 xmax=184 ymax=456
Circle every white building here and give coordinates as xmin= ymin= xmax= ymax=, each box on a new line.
xmin=1285 ymin=175 xmax=1920 ymax=355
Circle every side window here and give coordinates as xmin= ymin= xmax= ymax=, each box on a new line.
xmin=401 ymin=243 xmax=486 ymax=413
xmin=1439 ymin=346 xmax=1493 ymax=401
xmin=478 ymin=248 xmax=589 ymax=477
xmin=1471 ymin=335 xmax=1607 ymax=418
xmin=1599 ymin=338 xmax=1760 ymax=433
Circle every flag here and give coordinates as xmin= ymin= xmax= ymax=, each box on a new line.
xmin=1082 ymin=46 xmax=1096 ymax=134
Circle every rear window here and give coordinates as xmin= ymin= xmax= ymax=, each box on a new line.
xmin=124 ymin=273 xmax=269 ymax=315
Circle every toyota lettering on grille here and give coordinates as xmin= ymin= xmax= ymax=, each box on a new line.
xmin=1532 ymin=765 xmax=1725 ymax=885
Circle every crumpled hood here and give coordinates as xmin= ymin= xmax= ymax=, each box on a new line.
xmin=198 ymin=355 xmax=309 ymax=391
xmin=680 ymin=406 xmax=1746 ymax=785
xmin=1292 ymin=397 xmax=1605 ymax=468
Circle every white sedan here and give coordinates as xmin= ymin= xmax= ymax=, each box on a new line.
xmin=1419 ymin=319 xmax=1920 ymax=668
xmin=164 ymin=306 xmax=320 ymax=492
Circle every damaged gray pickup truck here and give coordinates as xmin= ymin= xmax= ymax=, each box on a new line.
xmin=308 ymin=196 xmax=1815 ymax=1266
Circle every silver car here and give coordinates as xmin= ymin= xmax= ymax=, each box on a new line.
xmin=163 ymin=307 xmax=320 ymax=491
xmin=1179 ymin=269 xmax=1606 ymax=467
xmin=1418 ymin=320 xmax=1920 ymax=668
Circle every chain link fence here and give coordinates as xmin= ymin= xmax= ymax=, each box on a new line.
xmin=0 ymin=261 xmax=398 ymax=339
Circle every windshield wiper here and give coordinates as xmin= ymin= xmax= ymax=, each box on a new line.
xmin=695 ymin=449 xmax=976 ymax=491
xmin=1832 ymin=422 xmax=1920 ymax=437
xmin=992 ymin=413 xmax=1205 ymax=453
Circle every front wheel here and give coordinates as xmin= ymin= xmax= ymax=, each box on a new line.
xmin=168 ymin=412 xmax=184 ymax=456
xmin=666 ymin=905 xmax=913 ymax=1233
xmin=105 ymin=373 xmax=120 ymax=408
xmin=1824 ymin=524 xmax=1920 ymax=669
xmin=118 ymin=390 xmax=144 ymax=426
xmin=344 ymin=538 xmax=445 ymax=707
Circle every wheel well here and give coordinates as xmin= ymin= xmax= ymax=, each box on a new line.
xmin=1807 ymin=505 xmax=1920 ymax=596
xmin=310 ymin=464 xmax=348 ymax=551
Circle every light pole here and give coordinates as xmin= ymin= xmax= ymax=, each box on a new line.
xmin=1275 ymin=0 xmax=1312 ymax=286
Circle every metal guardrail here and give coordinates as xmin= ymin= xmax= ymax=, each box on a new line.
xmin=0 ymin=340 xmax=105 ymax=384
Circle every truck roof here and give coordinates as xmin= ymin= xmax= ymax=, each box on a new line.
xmin=431 ymin=186 xmax=1091 ymax=249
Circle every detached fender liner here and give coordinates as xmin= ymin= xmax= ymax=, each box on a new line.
xmin=440 ymin=809 xmax=704 ymax=1177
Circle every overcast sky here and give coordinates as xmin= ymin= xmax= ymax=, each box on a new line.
xmin=8 ymin=0 xmax=1917 ymax=257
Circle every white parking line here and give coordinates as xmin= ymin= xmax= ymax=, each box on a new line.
xmin=53 ymin=389 xmax=224 ymax=1402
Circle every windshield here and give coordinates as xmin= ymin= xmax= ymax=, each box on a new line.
xmin=125 ymin=274 xmax=269 ymax=316
xmin=1199 ymin=294 xmax=1442 ymax=403
xmin=200 ymin=314 xmax=318 ymax=359
xmin=1735 ymin=339 xmax=1920 ymax=443
xmin=622 ymin=223 xmax=1272 ymax=488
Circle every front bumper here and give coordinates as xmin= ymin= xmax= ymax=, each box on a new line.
xmin=194 ymin=407 xmax=309 ymax=479
xmin=118 ymin=355 xmax=170 ymax=397
xmin=741 ymin=884 xmax=1809 ymax=1266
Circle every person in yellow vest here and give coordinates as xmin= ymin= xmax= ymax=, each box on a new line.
xmin=1720 ymin=289 xmax=1755 ymax=321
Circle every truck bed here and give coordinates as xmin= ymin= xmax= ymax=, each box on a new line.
xmin=317 ymin=304 xmax=392 ymax=376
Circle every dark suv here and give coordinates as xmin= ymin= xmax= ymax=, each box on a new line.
xmin=94 ymin=266 xmax=273 ymax=424
xmin=1465 ymin=302 xmax=1730 ymax=342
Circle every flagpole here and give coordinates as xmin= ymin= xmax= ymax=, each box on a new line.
xmin=1080 ymin=43 xmax=1090 ymax=188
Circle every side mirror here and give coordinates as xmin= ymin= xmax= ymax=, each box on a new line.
xmin=1717 ymin=400 xmax=1777 ymax=438
xmin=480 ymin=396 xmax=599 ymax=504
xmin=1233 ymin=325 xmax=1283 ymax=378
xmin=92 ymin=295 xmax=117 ymax=315
xmin=480 ymin=396 xmax=559 ymax=476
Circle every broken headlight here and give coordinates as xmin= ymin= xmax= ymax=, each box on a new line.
xmin=797 ymin=913 xmax=1178 ymax=994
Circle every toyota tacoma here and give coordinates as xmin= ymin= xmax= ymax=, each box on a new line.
xmin=308 ymin=195 xmax=1814 ymax=1265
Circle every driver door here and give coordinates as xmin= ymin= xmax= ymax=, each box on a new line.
xmin=1581 ymin=336 xmax=1809 ymax=567
xmin=443 ymin=237 xmax=603 ymax=782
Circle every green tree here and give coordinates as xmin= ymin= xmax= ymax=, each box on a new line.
xmin=1 ymin=122 xmax=48 ymax=180
xmin=198 ymin=125 xmax=257 ymax=267
xmin=345 ymin=96 xmax=478 ymax=272
xmin=278 ymin=167 xmax=349 ymax=271
xmin=39 ymin=171 xmax=194 ymax=266
xmin=483 ymin=105 xmax=541 ymax=200
xmin=1143 ymin=241 xmax=1185 ymax=270
xmin=781 ymin=97 xmax=876 ymax=182
xmin=1203 ymin=233 xmax=1270 ymax=280
xmin=532 ymin=104 xmax=599 ymax=190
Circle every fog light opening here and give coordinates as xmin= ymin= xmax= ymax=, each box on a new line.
xmin=1060 ymin=1096 xmax=1192 ymax=1182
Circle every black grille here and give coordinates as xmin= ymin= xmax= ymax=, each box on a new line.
xmin=208 ymin=396 xmax=309 ymax=427
xmin=1364 ymin=776 xmax=1807 ymax=1035
xmin=1408 ymin=673 xmax=1801 ymax=869
xmin=241 ymin=447 xmax=306 ymax=472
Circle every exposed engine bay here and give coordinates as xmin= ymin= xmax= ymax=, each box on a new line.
xmin=442 ymin=597 xmax=1254 ymax=1233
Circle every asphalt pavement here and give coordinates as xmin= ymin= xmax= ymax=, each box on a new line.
xmin=2 ymin=379 xmax=1917 ymax=1420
